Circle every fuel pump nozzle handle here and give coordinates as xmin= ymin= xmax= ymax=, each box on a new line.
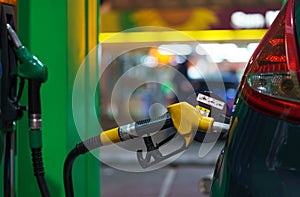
xmin=7 ymin=24 xmax=48 ymax=83
xmin=98 ymin=102 xmax=215 ymax=148
xmin=6 ymin=23 xmax=50 ymax=197
xmin=64 ymin=101 xmax=230 ymax=196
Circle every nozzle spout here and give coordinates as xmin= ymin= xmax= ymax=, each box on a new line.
xmin=7 ymin=24 xmax=22 ymax=48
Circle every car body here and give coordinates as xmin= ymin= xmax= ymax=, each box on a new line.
xmin=210 ymin=0 xmax=300 ymax=196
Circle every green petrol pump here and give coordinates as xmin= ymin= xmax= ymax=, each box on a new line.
xmin=0 ymin=0 xmax=100 ymax=196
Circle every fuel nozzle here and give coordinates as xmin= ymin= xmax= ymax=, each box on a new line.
xmin=7 ymin=24 xmax=51 ymax=197
xmin=6 ymin=24 xmax=48 ymax=83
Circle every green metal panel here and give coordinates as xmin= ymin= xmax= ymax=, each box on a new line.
xmin=15 ymin=0 xmax=100 ymax=196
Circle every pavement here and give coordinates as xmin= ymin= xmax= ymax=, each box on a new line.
xmin=100 ymin=141 xmax=225 ymax=197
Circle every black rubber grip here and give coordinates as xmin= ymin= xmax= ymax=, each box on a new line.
xmin=28 ymin=80 xmax=41 ymax=114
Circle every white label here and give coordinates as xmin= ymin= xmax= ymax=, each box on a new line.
xmin=196 ymin=93 xmax=225 ymax=110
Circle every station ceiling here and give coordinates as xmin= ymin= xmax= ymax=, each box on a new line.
xmin=108 ymin=0 xmax=282 ymax=10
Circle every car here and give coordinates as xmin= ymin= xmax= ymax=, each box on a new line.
xmin=210 ymin=0 xmax=300 ymax=196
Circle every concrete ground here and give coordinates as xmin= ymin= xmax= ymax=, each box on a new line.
xmin=101 ymin=141 xmax=225 ymax=197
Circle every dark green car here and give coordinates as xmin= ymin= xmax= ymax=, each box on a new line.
xmin=210 ymin=0 xmax=300 ymax=196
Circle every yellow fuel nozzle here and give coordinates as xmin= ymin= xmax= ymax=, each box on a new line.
xmin=167 ymin=102 xmax=214 ymax=148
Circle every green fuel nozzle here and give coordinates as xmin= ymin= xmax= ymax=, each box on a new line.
xmin=7 ymin=24 xmax=48 ymax=82
xmin=6 ymin=24 xmax=51 ymax=196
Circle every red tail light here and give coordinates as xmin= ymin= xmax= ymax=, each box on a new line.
xmin=240 ymin=0 xmax=300 ymax=123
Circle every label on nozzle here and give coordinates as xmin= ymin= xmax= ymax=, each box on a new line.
xmin=196 ymin=93 xmax=225 ymax=110
xmin=196 ymin=105 xmax=210 ymax=117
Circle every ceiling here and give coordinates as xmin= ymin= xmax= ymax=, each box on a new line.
xmin=107 ymin=0 xmax=282 ymax=10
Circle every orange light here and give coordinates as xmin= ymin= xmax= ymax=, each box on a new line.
xmin=148 ymin=47 xmax=173 ymax=65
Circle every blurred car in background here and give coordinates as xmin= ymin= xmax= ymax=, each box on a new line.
xmin=210 ymin=0 xmax=300 ymax=196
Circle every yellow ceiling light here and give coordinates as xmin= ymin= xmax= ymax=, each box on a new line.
xmin=99 ymin=29 xmax=267 ymax=43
